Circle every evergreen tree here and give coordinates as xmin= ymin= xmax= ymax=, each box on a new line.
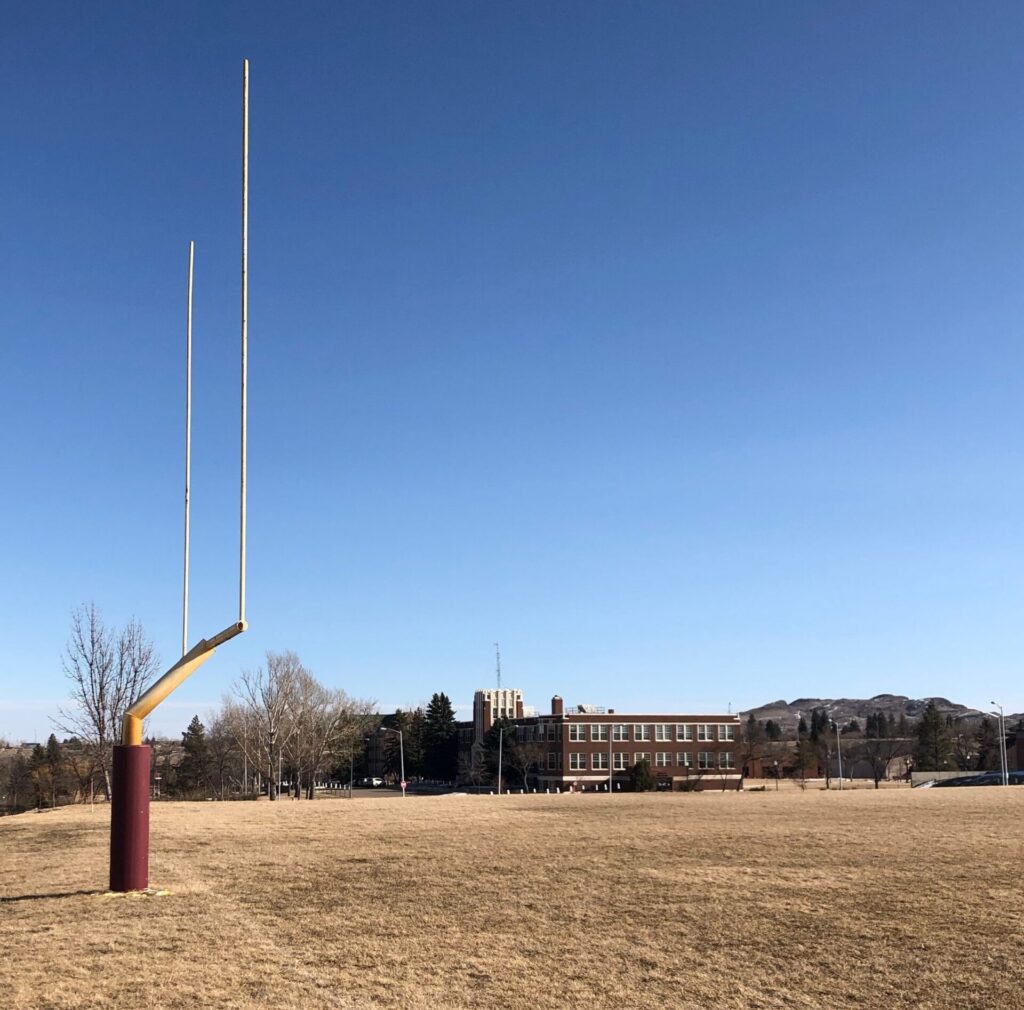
xmin=974 ymin=717 xmax=1000 ymax=771
xmin=44 ymin=734 xmax=64 ymax=808
xmin=628 ymin=757 xmax=654 ymax=792
xmin=423 ymin=692 xmax=458 ymax=782
xmin=797 ymin=716 xmax=808 ymax=738
xmin=741 ymin=713 xmax=766 ymax=774
xmin=406 ymin=709 xmax=426 ymax=779
xmin=381 ymin=709 xmax=425 ymax=783
xmin=764 ymin=719 xmax=782 ymax=741
xmin=846 ymin=719 xmax=860 ymax=734
xmin=866 ymin=711 xmax=890 ymax=739
xmin=914 ymin=701 xmax=953 ymax=771
xmin=177 ymin=715 xmax=210 ymax=796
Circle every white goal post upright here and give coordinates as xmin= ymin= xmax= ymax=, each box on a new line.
xmin=239 ymin=56 xmax=248 ymax=627
xmin=183 ymin=240 xmax=193 ymax=657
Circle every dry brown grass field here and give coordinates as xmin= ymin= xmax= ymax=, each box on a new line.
xmin=2 ymin=789 xmax=1022 ymax=1009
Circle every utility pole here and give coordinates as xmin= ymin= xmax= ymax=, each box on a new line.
xmin=497 ymin=727 xmax=503 ymax=795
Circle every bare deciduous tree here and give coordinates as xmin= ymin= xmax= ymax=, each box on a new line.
xmin=285 ymin=674 xmax=377 ymax=799
xmin=507 ymin=736 xmax=545 ymax=790
xmin=205 ymin=711 xmax=239 ymax=800
xmin=236 ymin=651 xmax=302 ymax=800
xmin=230 ymin=654 xmax=377 ymax=800
xmin=856 ymin=734 xmax=913 ymax=789
xmin=54 ymin=604 xmax=158 ymax=799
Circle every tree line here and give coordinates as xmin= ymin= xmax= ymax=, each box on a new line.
xmin=8 ymin=603 xmax=470 ymax=804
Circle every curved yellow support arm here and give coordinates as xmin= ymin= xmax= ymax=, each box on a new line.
xmin=122 ymin=621 xmax=247 ymax=745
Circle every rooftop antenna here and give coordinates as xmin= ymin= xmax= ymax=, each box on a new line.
xmin=109 ymin=60 xmax=251 ymax=893
xmin=495 ymin=642 xmax=502 ymax=691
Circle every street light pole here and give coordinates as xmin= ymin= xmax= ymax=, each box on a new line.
xmin=379 ymin=727 xmax=407 ymax=797
xmin=608 ymin=725 xmax=613 ymax=794
xmin=399 ymin=729 xmax=405 ymax=797
xmin=497 ymin=727 xmax=503 ymax=796
xmin=834 ymin=721 xmax=844 ymax=791
xmin=991 ymin=702 xmax=1008 ymax=786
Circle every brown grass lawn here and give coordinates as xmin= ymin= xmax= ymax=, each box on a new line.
xmin=2 ymin=789 xmax=1022 ymax=1009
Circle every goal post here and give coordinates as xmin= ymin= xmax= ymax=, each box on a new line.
xmin=109 ymin=59 xmax=250 ymax=893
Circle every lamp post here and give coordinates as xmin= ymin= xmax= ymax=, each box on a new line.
xmin=990 ymin=702 xmax=1008 ymax=787
xmin=497 ymin=727 xmax=503 ymax=796
xmin=379 ymin=727 xmax=406 ymax=797
xmin=834 ymin=721 xmax=844 ymax=791
xmin=773 ymin=759 xmax=779 ymax=792
xmin=608 ymin=725 xmax=613 ymax=794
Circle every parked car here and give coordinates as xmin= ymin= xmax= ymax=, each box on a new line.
xmin=358 ymin=776 xmax=384 ymax=788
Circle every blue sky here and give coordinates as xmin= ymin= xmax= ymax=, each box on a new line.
xmin=2 ymin=3 xmax=1024 ymax=741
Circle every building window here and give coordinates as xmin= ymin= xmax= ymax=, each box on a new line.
xmin=697 ymin=724 xmax=713 ymax=742
xmin=592 ymin=752 xmax=609 ymax=770
xmin=676 ymin=724 xmax=693 ymax=741
xmin=634 ymin=752 xmax=651 ymax=766
xmin=719 ymin=725 xmax=735 ymax=742
xmin=698 ymin=751 xmax=714 ymax=769
xmin=655 ymin=724 xmax=671 ymax=742
xmin=612 ymin=724 xmax=629 ymax=741
xmin=677 ymin=751 xmax=693 ymax=768
xmin=634 ymin=725 xmax=651 ymax=741
xmin=591 ymin=724 xmax=608 ymax=742
xmin=613 ymin=752 xmax=629 ymax=770
xmin=655 ymin=752 xmax=671 ymax=767
xmin=719 ymin=751 xmax=736 ymax=769
xmin=569 ymin=753 xmax=587 ymax=771
xmin=569 ymin=724 xmax=585 ymax=742
xmin=547 ymin=753 xmax=557 ymax=770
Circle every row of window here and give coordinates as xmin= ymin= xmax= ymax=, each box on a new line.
xmin=567 ymin=723 xmax=735 ymax=743
xmin=566 ymin=751 xmax=736 ymax=771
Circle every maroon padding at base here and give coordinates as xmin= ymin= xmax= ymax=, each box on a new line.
xmin=109 ymin=744 xmax=151 ymax=892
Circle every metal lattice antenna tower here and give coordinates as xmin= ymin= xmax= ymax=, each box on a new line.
xmin=495 ymin=642 xmax=502 ymax=690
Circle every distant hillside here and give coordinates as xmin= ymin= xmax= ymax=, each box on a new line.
xmin=740 ymin=695 xmax=1017 ymax=728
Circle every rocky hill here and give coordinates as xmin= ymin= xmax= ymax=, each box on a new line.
xmin=740 ymin=694 xmax=1014 ymax=729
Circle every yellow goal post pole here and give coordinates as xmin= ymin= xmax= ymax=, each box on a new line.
xmin=121 ymin=620 xmax=247 ymax=746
